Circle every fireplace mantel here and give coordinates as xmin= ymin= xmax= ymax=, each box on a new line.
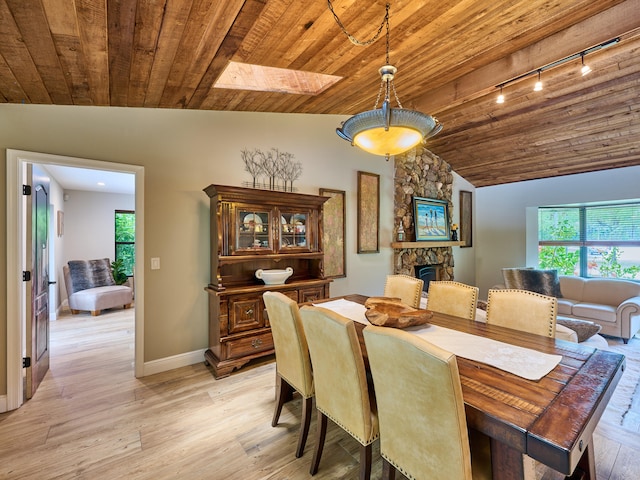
xmin=391 ymin=241 xmax=466 ymax=249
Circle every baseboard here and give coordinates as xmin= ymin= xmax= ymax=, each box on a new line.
xmin=0 ymin=394 xmax=7 ymax=413
xmin=142 ymin=349 xmax=207 ymax=376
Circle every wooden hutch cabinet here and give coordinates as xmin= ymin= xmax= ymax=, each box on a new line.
xmin=203 ymin=184 xmax=331 ymax=378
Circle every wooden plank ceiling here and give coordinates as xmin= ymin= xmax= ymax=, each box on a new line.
xmin=1 ymin=0 xmax=639 ymax=187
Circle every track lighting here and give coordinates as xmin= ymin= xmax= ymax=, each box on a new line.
xmin=494 ymin=37 xmax=619 ymax=104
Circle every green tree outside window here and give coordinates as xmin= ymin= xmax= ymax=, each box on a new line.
xmin=115 ymin=210 xmax=135 ymax=277
xmin=538 ymin=204 xmax=640 ymax=279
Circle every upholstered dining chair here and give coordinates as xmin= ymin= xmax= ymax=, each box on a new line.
xmin=426 ymin=281 xmax=479 ymax=320
xmin=383 ymin=274 xmax=424 ymax=308
xmin=263 ymin=291 xmax=314 ymax=458
xmin=486 ymin=288 xmax=557 ymax=338
xmin=363 ymin=325 xmax=491 ymax=480
xmin=299 ymin=305 xmax=379 ymax=480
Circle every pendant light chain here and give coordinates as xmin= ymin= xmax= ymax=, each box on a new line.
xmin=391 ymin=81 xmax=403 ymax=109
xmin=327 ymin=1 xmax=389 ymax=47
xmin=329 ymin=2 xmax=395 ymax=110
xmin=375 ymin=77 xmax=403 ymax=110
xmin=374 ymin=80 xmax=385 ymax=109
xmin=384 ymin=3 xmax=390 ymax=64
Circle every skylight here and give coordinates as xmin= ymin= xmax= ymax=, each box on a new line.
xmin=213 ymin=61 xmax=342 ymax=95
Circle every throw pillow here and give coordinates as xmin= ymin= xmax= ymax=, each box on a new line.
xmin=502 ymin=268 xmax=563 ymax=298
xmin=68 ymin=259 xmax=115 ymax=293
xmin=557 ymin=318 xmax=602 ymax=342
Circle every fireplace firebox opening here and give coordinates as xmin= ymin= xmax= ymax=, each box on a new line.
xmin=414 ymin=265 xmax=442 ymax=292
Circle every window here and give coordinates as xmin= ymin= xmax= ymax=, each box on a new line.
xmin=115 ymin=210 xmax=135 ymax=277
xmin=538 ymin=203 xmax=640 ymax=279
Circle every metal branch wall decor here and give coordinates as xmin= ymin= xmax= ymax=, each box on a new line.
xmin=241 ymin=148 xmax=303 ymax=192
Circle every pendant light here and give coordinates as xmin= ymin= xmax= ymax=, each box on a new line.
xmin=331 ymin=2 xmax=442 ymax=160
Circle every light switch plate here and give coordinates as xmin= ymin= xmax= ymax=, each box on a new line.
xmin=151 ymin=257 xmax=160 ymax=270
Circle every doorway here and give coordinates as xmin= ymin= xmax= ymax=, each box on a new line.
xmin=5 ymin=149 xmax=145 ymax=411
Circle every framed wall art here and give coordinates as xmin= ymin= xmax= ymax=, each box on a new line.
xmin=459 ymin=190 xmax=473 ymax=247
xmin=413 ymin=197 xmax=450 ymax=241
xmin=319 ymin=188 xmax=346 ymax=278
xmin=57 ymin=210 xmax=64 ymax=237
xmin=357 ymin=171 xmax=380 ymax=253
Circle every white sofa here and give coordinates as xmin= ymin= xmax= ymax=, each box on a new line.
xmin=557 ymin=276 xmax=640 ymax=344
xmin=63 ymin=260 xmax=133 ymax=316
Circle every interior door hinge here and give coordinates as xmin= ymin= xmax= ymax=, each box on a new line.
xmin=23 ymin=357 xmax=31 ymax=368
xmin=22 ymin=185 xmax=31 ymax=195
xmin=23 ymin=271 xmax=31 ymax=281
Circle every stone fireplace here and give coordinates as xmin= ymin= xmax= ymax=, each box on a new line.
xmin=393 ymin=147 xmax=456 ymax=282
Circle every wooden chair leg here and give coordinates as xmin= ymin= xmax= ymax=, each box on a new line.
xmin=272 ymin=373 xmax=293 ymax=427
xmin=359 ymin=443 xmax=372 ymax=480
xmin=310 ymin=411 xmax=327 ymax=475
xmin=382 ymin=459 xmax=397 ymax=480
xmin=295 ymin=396 xmax=313 ymax=458
xmin=91 ymin=310 xmax=100 ymax=316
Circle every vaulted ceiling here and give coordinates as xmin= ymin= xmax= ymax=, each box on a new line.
xmin=1 ymin=0 xmax=639 ymax=187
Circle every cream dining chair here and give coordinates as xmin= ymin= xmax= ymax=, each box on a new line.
xmin=426 ymin=281 xmax=479 ymax=320
xmin=485 ymin=288 xmax=558 ymax=477
xmin=263 ymin=291 xmax=314 ymax=458
xmin=383 ymin=274 xmax=424 ymax=308
xmin=299 ymin=305 xmax=379 ymax=479
xmin=486 ymin=288 xmax=557 ymax=338
xmin=363 ymin=325 xmax=492 ymax=480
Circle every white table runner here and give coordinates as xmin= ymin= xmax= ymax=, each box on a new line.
xmin=313 ymin=299 xmax=562 ymax=381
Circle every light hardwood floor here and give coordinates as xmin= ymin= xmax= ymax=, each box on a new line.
xmin=1 ymin=307 xmax=638 ymax=479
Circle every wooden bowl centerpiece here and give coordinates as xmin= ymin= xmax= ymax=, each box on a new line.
xmin=364 ymin=296 xmax=433 ymax=328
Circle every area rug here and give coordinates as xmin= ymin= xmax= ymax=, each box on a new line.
xmin=600 ymin=335 xmax=640 ymax=433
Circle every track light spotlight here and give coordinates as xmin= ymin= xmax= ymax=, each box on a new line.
xmin=496 ymin=86 xmax=505 ymax=104
xmin=533 ymin=70 xmax=543 ymax=91
xmin=581 ymin=53 xmax=592 ymax=76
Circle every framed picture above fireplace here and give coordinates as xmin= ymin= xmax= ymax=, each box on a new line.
xmin=413 ymin=197 xmax=450 ymax=241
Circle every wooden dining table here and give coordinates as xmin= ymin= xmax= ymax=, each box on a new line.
xmin=309 ymin=294 xmax=626 ymax=480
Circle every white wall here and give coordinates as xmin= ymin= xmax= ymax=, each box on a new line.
xmin=62 ymin=190 xmax=135 ymax=263
xmin=475 ymin=166 xmax=640 ymax=297
xmin=451 ymin=172 xmax=476 ymax=286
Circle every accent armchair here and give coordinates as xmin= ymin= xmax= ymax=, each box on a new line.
xmin=63 ymin=259 xmax=133 ymax=316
